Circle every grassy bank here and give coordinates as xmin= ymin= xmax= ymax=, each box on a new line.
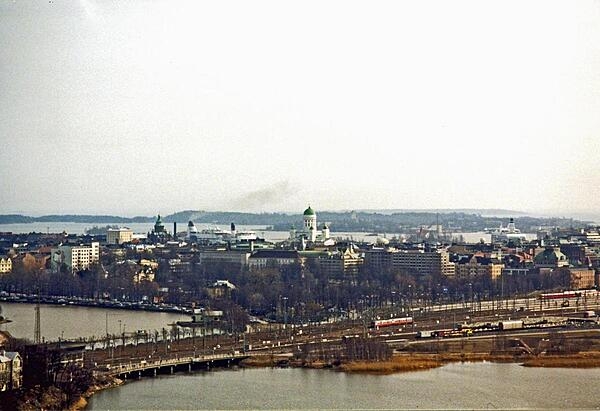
xmin=340 ymin=350 xmax=600 ymax=374
xmin=340 ymin=353 xmax=515 ymax=375
xmin=240 ymin=355 xmax=294 ymax=368
xmin=522 ymin=351 xmax=600 ymax=368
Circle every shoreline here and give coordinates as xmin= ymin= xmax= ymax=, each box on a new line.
xmin=75 ymin=351 xmax=600 ymax=409
xmin=241 ymin=351 xmax=600 ymax=374
xmin=70 ymin=376 xmax=124 ymax=411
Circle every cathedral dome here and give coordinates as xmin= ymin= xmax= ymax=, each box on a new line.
xmin=303 ymin=206 xmax=315 ymax=216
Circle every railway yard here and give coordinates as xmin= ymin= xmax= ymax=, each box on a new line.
xmin=84 ymin=290 xmax=600 ymax=373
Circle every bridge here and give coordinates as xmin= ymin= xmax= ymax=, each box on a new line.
xmin=97 ymin=352 xmax=250 ymax=379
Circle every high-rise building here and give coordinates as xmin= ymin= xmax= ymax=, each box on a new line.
xmin=364 ymin=247 xmax=455 ymax=277
xmin=51 ymin=242 xmax=100 ymax=272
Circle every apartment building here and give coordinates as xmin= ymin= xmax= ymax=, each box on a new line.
xmin=51 ymin=242 xmax=100 ymax=272
xmin=364 ymin=247 xmax=455 ymax=277
xmin=455 ymin=255 xmax=504 ymax=280
xmin=389 ymin=249 xmax=455 ymax=277
xmin=317 ymin=246 xmax=363 ymax=276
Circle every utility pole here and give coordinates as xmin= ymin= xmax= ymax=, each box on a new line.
xmin=34 ymin=300 xmax=41 ymax=344
xmin=34 ymin=280 xmax=41 ymax=344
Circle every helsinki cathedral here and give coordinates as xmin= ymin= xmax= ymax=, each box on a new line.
xmin=289 ymin=205 xmax=334 ymax=245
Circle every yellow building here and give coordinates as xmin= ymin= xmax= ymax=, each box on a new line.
xmin=455 ymin=255 xmax=504 ymax=280
xmin=107 ymin=228 xmax=134 ymax=245
xmin=0 ymin=257 xmax=12 ymax=274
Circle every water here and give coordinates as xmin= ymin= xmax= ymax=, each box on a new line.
xmin=0 ymin=222 xmax=377 ymax=243
xmin=0 ymin=222 xmax=537 ymax=244
xmin=0 ymin=302 xmax=187 ymax=342
xmin=0 ymin=222 xmax=288 ymax=240
xmin=88 ymin=362 xmax=600 ymax=409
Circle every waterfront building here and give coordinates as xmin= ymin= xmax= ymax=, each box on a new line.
xmin=0 ymin=256 xmax=11 ymax=274
xmin=106 ymin=227 xmax=133 ymax=245
xmin=50 ymin=242 xmax=100 ymax=272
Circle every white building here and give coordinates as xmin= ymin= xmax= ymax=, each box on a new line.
xmin=248 ymin=250 xmax=302 ymax=270
xmin=187 ymin=221 xmax=258 ymax=243
xmin=106 ymin=227 xmax=133 ymax=245
xmin=51 ymin=242 xmax=100 ymax=272
xmin=290 ymin=206 xmax=333 ymax=244
xmin=0 ymin=351 xmax=22 ymax=391
xmin=491 ymin=218 xmax=527 ymax=243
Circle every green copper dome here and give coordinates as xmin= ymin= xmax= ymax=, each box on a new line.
xmin=303 ymin=206 xmax=315 ymax=216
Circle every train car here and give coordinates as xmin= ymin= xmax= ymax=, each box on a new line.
xmin=416 ymin=330 xmax=434 ymax=338
xmin=539 ymin=291 xmax=581 ymax=300
xmin=499 ymin=320 xmax=524 ymax=331
xmin=370 ymin=317 xmax=413 ymax=330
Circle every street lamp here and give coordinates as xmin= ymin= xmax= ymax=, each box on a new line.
xmin=282 ymin=297 xmax=288 ymax=331
xmin=468 ymin=283 xmax=473 ymax=311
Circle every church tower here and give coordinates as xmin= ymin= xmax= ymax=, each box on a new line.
xmin=303 ymin=205 xmax=317 ymax=242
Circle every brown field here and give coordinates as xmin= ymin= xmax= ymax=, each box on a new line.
xmin=340 ymin=350 xmax=600 ymax=374
xmin=240 ymin=355 xmax=279 ymax=367
xmin=339 ymin=353 xmax=513 ymax=374
xmin=522 ymin=351 xmax=600 ymax=368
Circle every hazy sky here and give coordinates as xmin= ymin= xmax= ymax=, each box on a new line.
xmin=1 ymin=0 xmax=599 ymax=216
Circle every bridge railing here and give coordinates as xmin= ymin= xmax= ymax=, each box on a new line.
xmin=100 ymin=352 xmax=247 ymax=375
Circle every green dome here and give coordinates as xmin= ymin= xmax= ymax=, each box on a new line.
xmin=303 ymin=206 xmax=315 ymax=216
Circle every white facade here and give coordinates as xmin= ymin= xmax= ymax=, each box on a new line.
xmin=106 ymin=228 xmax=133 ymax=245
xmin=491 ymin=218 xmax=527 ymax=243
xmin=51 ymin=242 xmax=100 ymax=272
xmin=290 ymin=206 xmax=332 ymax=244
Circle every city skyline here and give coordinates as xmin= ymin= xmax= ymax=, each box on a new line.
xmin=1 ymin=1 xmax=599 ymax=217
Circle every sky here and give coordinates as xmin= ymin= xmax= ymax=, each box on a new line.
xmin=1 ymin=0 xmax=600 ymax=217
